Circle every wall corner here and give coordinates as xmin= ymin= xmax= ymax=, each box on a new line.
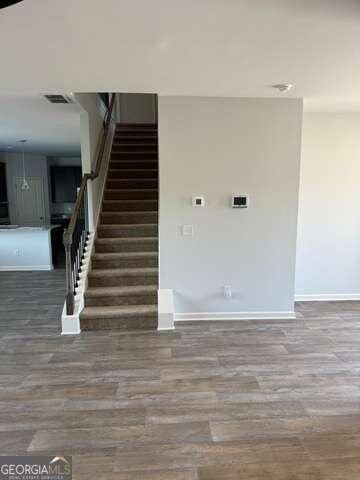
xmin=158 ymin=289 xmax=175 ymax=330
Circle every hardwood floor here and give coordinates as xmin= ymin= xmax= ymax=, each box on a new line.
xmin=1 ymin=271 xmax=360 ymax=479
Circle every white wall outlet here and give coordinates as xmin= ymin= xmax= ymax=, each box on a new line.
xmin=14 ymin=248 xmax=21 ymax=256
xmin=223 ymin=285 xmax=232 ymax=298
xmin=192 ymin=196 xmax=205 ymax=207
xmin=182 ymin=225 xmax=194 ymax=236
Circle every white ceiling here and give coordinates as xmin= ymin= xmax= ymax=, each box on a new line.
xmin=0 ymin=94 xmax=81 ymax=155
xmin=0 ymin=1 xmax=360 ymax=111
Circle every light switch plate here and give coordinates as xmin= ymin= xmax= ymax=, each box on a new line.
xmin=182 ymin=225 xmax=194 ymax=236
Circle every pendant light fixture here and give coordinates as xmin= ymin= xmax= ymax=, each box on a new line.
xmin=19 ymin=139 xmax=30 ymax=191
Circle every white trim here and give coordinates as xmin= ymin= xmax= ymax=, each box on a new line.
xmin=60 ymin=303 xmax=80 ymax=335
xmin=295 ymin=293 xmax=360 ymax=302
xmin=157 ymin=289 xmax=175 ymax=330
xmin=0 ymin=265 xmax=53 ymax=271
xmin=93 ymin=120 xmax=116 ymax=232
xmin=175 ymin=311 xmax=296 ymax=321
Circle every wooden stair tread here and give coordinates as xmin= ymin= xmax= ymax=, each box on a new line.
xmin=99 ymin=222 xmax=157 ymax=227
xmin=111 ymin=151 xmax=157 ymax=154
xmin=109 ymin=171 xmax=158 ymax=174
xmin=101 ymin=210 xmax=158 ymax=216
xmin=89 ymin=267 xmax=158 ymax=276
xmin=103 ymin=199 xmax=158 ymax=204
xmin=110 ymin=159 xmax=157 ymax=162
xmin=104 ymin=189 xmax=157 ymax=192
xmin=92 ymin=252 xmax=157 ymax=260
xmin=107 ymin=178 xmax=157 ymax=181
xmin=112 ymin=143 xmax=157 ymax=146
xmin=113 ymin=137 xmax=157 ymax=140
xmin=100 ymin=223 xmax=158 ymax=230
xmin=81 ymin=305 xmax=157 ymax=318
xmin=86 ymin=285 xmax=157 ymax=297
xmin=101 ymin=215 xmax=157 ymax=222
xmin=114 ymin=130 xmax=157 ymax=133
xmin=116 ymin=123 xmax=157 ymax=126
xmin=96 ymin=236 xmax=157 ymax=243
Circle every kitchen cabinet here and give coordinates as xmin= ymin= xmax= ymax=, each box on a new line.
xmin=50 ymin=166 xmax=82 ymax=203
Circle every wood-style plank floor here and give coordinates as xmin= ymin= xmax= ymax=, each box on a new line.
xmin=1 ymin=271 xmax=360 ymax=479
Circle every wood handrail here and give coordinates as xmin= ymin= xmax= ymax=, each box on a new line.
xmin=92 ymin=92 xmax=116 ymax=179
xmin=65 ymin=93 xmax=116 ymax=241
xmin=63 ymin=92 xmax=116 ymax=315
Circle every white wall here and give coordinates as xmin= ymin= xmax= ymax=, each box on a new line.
xmin=120 ymin=93 xmax=157 ymax=124
xmin=158 ymin=97 xmax=303 ymax=318
xmin=295 ymin=113 xmax=360 ymax=300
xmin=0 ymin=152 xmax=51 ymax=224
xmin=73 ymin=93 xmax=105 ymax=175
xmin=73 ymin=93 xmax=107 ymax=231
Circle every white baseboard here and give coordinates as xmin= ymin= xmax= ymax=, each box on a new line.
xmin=0 ymin=265 xmax=53 ymax=271
xmin=175 ymin=311 xmax=296 ymax=322
xmin=295 ymin=293 xmax=360 ymax=302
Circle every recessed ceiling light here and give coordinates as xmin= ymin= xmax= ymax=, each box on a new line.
xmin=272 ymin=83 xmax=293 ymax=93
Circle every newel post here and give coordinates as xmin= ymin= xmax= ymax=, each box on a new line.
xmin=63 ymin=230 xmax=74 ymax=315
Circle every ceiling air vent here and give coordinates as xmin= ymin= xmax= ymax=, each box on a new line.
xmin=1 ymin=1 xmax=23 ymax=10
xmin=44 ymin=94 xmax=74 ymax=104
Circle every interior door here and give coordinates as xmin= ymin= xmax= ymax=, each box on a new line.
xmin=14 ymin=176 xmax=46 ymax=226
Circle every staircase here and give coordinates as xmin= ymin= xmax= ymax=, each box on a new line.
xmin=80 ymin=123 xmax=158 ymax=331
